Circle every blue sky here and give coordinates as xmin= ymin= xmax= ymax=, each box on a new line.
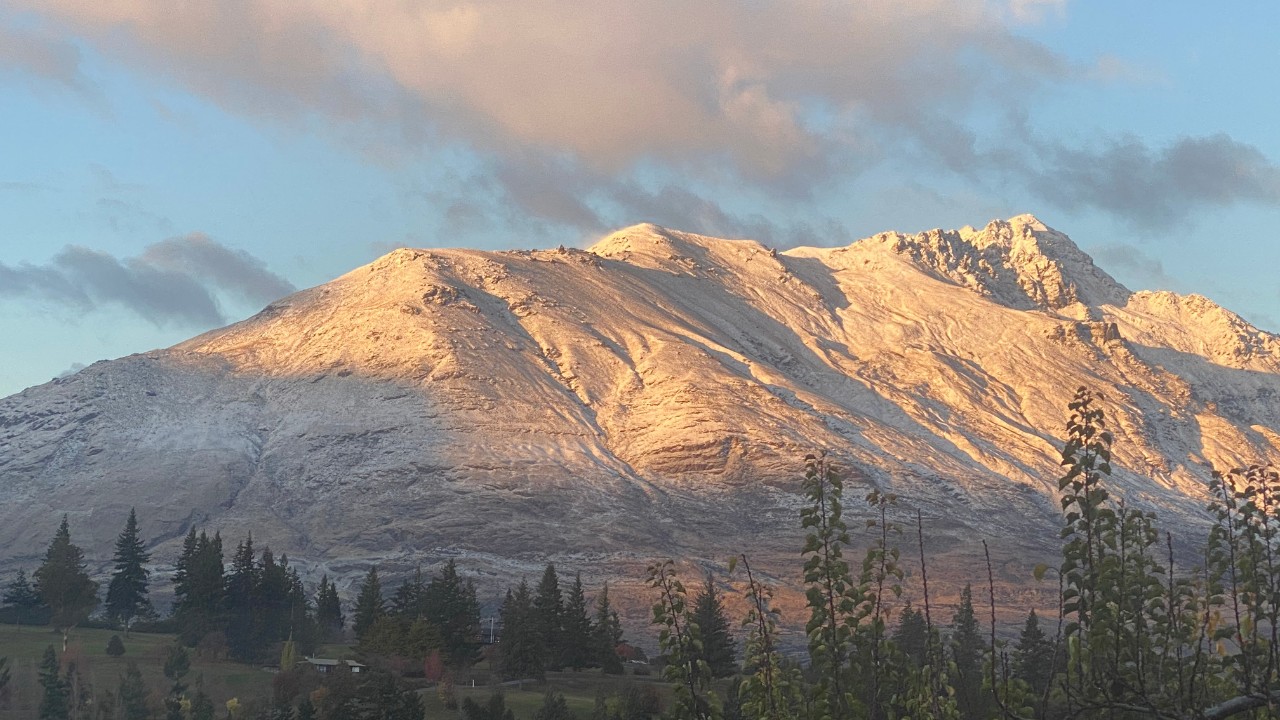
xmin=1 ymin=0 xmax=1279 ymax=396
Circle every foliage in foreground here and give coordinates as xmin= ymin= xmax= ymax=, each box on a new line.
xmin=647 ymin=387 xmax=1280 ymax=720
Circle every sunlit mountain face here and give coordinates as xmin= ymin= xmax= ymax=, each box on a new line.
xmin=3 ymin=215 xmax=1278 ymax=621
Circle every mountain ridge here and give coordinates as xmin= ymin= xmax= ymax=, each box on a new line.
xmin=2 ymin=215 xmax=1278 ymax=617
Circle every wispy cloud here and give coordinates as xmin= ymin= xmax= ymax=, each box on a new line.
xmin=7 ymin=0 xmax=1279 ymax=237
xmin=1025 ymin=134 xmax=1280 ymax=231
xmin=0 ymin=20 xmax=102 ymax=103
xmin=1090 ymin=244 xmax=1177 ymax=290
xmin=0 ymin=233 xmax=295 ymax=327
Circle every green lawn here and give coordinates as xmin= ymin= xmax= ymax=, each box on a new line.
xmin=419 ymin=668 xmax=672 ymax=719
xmin=0 ymin=625 xmax=670 ymax=719
xmin=0 ymin=624 xmax=274 ymax=717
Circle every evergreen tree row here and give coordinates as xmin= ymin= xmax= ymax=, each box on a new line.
xmin=351 ymin=559 xmax=482 ymax=668
xmin=172 ymin=528 xmax=324 ymax=662
xmin=496 ymin=563 xmax=631 ymax=680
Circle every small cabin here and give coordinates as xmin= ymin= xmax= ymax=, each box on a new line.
xmin=303 ymin=657 xmax=366 ymax=674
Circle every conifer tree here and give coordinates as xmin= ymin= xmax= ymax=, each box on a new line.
xmin=316 ymin=575 xmax=344 ymax=640
xmin=428 ymin=560 xmax=482 ymax=667
xmin=949 ymin=584 xmax=986 ymax=720
xmin=105 ymin=509 xmax=152 ymax=635
xmin=284 ymin=560 xmax=316 ymax=654
xmin=593 ymin=581 xmax=625 ymax=674
xmin=34 ymin=516 xmax=98 ymax=639
xmin=353 ymin=566 xmax=385 ymax=639
xmin=117 ymin=661 xmax=150 ymax=720
xmin=38 ymin=646 xmax=69 ymax=720
xmin=692 ymin=573 xmax=738 ymax=678
xmin=893 ymin=603 xmax=928 ymax=667
xmin=392 ymin=567 xmax=428 ymax=619
xmin=561 ymin=573 xmax=595 ymax=670
xmin=498 ymin=581 xmax=544 ymax=680
xmin=172 ymin=530 xmax=224 ymax=646
xmin=534 ymin=563 xmax=565 ymax=670
xmin=2 ymin=569 xmax=48 ymax=625
xmin=255 ymin=547 xmax=291 ymax=646
xmin=224 ymin=534 xmax=259 ymax=661
xmin=1012 ymin=609 xmax=1056 ymax=699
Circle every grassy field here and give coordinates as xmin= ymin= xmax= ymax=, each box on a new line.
xmin=421 ymin=669 xmax=672 ymax=719
xmin=0 ymin=624 xmax=275 ymax=716
xmin=0 ymin=625 xmax=671 ymax=719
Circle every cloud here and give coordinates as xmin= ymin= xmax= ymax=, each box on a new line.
xmin=56 ymin=362 xmax=85 ymax=379
xmin=1026 ymin=134 xmax=1280 ymax=230
xmin=8 ymin=0 xmax=1065 ymax=186
xmin=1090 ymin=244 xmax=1176 ymax=290
xmin=0 ymin=20 xmax=101 ymax=102
xmin=0 ymin=233 xmax=295 ymax=327
xmin=140 ymin=233 xmax=297 ymax=307
xmin=433 ymin=152 xmax=852 ymax=248
xmin=8 ymin=1 xmax=1277 ymax=236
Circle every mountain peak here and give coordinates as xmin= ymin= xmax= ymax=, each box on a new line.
xmin=863 ymin=215 xmax=1130 ymax=313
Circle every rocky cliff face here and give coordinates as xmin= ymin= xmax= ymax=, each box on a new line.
xmin=3 ymin=215 xmax=1278 ymax=618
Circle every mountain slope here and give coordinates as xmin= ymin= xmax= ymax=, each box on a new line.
xmin=2 ymin=215 xmax=1278 ymax=613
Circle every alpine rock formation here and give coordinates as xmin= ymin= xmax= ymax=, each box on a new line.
xmin=3 ymin=215 xmax=1278 ymax=615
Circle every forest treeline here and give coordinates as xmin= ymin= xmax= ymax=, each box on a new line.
xmin=6 ymin=387 xmax=1280 ymax=719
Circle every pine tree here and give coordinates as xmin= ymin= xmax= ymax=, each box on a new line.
xmin=1013 ymin=609 xmax=1056 ymax=698
xmin=37 ymin=646 xmax=69 ymax=720
xmin=173 ymin=530 xmax=225 ymax=646
xmin=353 ymin=566 xmax=385 ymax=639
xmin=392 ymin=567 xmax=428 ymax=619
xmin=949 ymin=584 xmax=986 ymax=720
xmin=593 ymin=582 xmax=625 ymax=674
xmin=34 ymin=516 xmax=98 ymax=637
xmin=561 ymin=573 xmax=595 ymax=670
xmin=105 ymin=509 xmax=152 ymax=634
xmin=284 ymin=561 xmax=317 ymax=654
xmin=224 ymin=534 xmax=259 ymax=661
xmin=534 ymin=563 xmax=565 ymax=670
xmin=118 ymin=661 xmax=150 ymax=720
xmin=316 ymin=575 xmax=344 ymax=640
xmin=255 ymin=547 xmax=292 ymax=646
xmin=498 ymin=581 xmax=544 ymax=680
xmin=691 ymin=573 xmax=738 ymax=678
xmin=107 ymin=634 xmax=126 ymax=657
xmin=893 ymin=603 xmax=927 ymax=667
xmin=427 ymin=560 xmax=481 ymax=668
xmin=2 ymin=569 xmax=48 ymax=625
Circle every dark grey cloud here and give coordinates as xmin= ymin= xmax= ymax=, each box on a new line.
xmin=0 ymin=21 xmax=102 ymax=104
xmin=436 ymin=151 xmax=852 ymax=249
xmin=0 ymin=234 xmax=295 ymax=327
xmin=1024 ymin=134 xmax=1280 ymax=231
xmin=1090 ymin=244 xmax=1176 ymax=290
xmin=141 ymin=233 xmax=298 ymax=307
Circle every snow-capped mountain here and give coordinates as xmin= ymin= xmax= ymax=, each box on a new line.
xmin=3 ymin=215 xmax=1277 ymax=614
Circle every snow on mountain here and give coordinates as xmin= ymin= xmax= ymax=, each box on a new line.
xmin=2 ymin=215 xmax=1277 ymax=616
